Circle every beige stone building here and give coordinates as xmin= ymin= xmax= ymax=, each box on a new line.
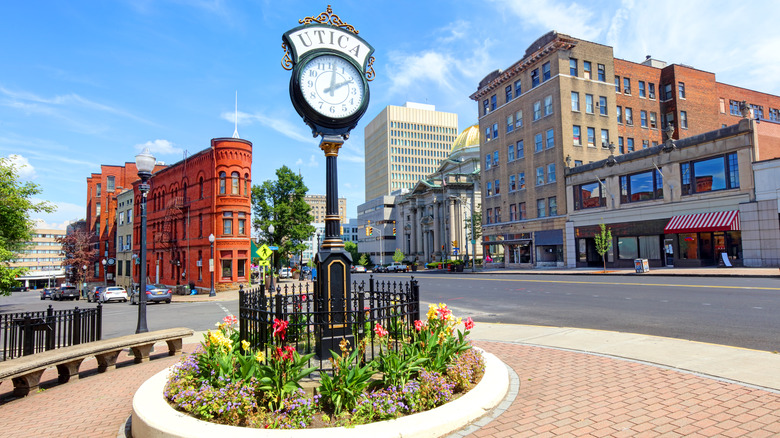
xmin=304 ymin=194 xmax=346 ymax=224
xmin=470 ymin=32 xmax=615 ymax=267
xmin=364 ymin=102 xmax=459 ymax=200
xmin=11 ymin=228 xmax=66 ymax=289
xmin=114 ymin=189 xmax=134 ymax=290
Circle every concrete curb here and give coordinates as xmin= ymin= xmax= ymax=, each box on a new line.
xmin=131 ymin=350 xmax=508 ymax=438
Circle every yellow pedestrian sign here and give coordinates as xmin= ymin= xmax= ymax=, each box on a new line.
xmin=257 ymin=259 xmax=271 ymax=266
xmin=258 ymin=244 xmax=272 ymax=260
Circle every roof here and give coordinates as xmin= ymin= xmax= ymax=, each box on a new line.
xmin=451 ymin=124 xmax=480 ymax=153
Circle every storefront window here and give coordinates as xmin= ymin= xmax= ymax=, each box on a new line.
xmin=617 ymin=236 xmax=638 ymax=260
xmin=221 ymin=259 xmax=232 ymax=279
xmin=575 ymin=181 xmax=604 ymax=209
xmin=507 ymin=243 xmax=532 ymax=263
xmin=638 ymin=235 xmax=660 ymax=259
xmin=678 ymin=233 xmax=698 ymax=259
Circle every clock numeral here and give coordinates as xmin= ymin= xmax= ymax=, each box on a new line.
xmin=342 ymin=105 xmax=347 ymax=113
xmin=350 ymin=98 xmax=354 ymax=105
xmin=351 ymin=88 xmax=357 ymax=96
xmin=329 ymin=106 xmax=335 ymax=114
xmin=307 ymin=80 xmax=314 ymax=87
xmin=309 ymin=70 xmax=316 ymax=77
xmin=309 ymin=92 xmax=316 ymax=100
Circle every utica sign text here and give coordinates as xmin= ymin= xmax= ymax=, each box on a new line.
xmin=284 ymin=25 xmax=371 ymax=71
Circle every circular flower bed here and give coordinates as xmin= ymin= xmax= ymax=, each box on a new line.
xmin=163 ymin=304 xmax=485 ymax=429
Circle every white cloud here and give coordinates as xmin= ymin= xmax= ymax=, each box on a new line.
xmin=5 ymin=154 xmax=36 ymax=180
xmin=491 ymin=0 xmax=604 ymax=41
xmin=220 ymin=110 xmax=313 ymax=143
xmin=294 ymin=155 xmax=320 ymax=168
xmin=31 ymin=199 xmax=85 ymax=230
xmin=134 ymin=139 xmax=183 ymax=156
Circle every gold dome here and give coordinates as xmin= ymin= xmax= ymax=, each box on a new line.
xmin=451 ymin=124 xmax=480 ymax=153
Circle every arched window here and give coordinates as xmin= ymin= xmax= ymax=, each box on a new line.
xmin=219 ymin=172 xmax=226 ymax=195
xmin=232 ymin=171 xmax=240 ymax=195
xmin=182 ymin=182 xmax=187 ymax=202
xmin=244 ymin=173 xmax=250 ymax=197
xmin=199 ymin=177 xmax=204 ymax=199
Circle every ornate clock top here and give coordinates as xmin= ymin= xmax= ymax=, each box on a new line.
xmin=298 ymin=5 xmax=359 ymax=34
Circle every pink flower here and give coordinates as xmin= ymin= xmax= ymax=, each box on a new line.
xmin=223 ymin=315 xmax=237 ymax=327
xmin=464 ymin=317 xmax=474 ymax=330
xmin=436 ymin=305 xmax=452 ymax=320
xmin=374 ymin=323 xmax=388 ymax=338
xmin=414 ymin=320 xmax=424 ymax=332
xmin=273 ymin=318 xmax=289 ymax=340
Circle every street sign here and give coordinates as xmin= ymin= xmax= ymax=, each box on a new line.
xmin=268 ymin=245 xmax=279 ymax=251
xmin=258 ymin=259 xmax=271 ymax=266
xmin=258 ymin=244 xmax=273 ymax=260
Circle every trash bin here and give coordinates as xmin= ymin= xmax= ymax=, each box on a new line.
xmin=634 ymin=258 xmax=650 ymax=273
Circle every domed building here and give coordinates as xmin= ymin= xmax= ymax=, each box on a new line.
xmin=395 ymin=124 xmax=483 ymax=266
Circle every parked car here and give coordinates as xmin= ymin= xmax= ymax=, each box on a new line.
xmin=101 ymin=286 xmax=128 ymax=303
xmin=279 ymin=267 xmax=292 ymax=279
xmin=88 ymin=286 xmax=105 ymax=303
xmin=373 ymin=265 xmax=388 ymax=273
xmin=40 ymin=288 xmax=56 ymax=300
xmin=350 ymin=265 xmax=366 ymax=274
xmin=53 ymin=286 xmax=79 ymax=301
xmin=129 ymin=284 xmax=172 ymax=305
xmin=386 ymin=262 xmax=408 ymax=273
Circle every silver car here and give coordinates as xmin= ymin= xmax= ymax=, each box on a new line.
xmin=130 ymin=284 xmax=172 ymax=304
xmin=101 ymin=286 xmax=128 ymax=303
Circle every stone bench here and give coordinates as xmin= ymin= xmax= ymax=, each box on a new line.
xmin=0 ymin=327 xmax=193 ymax=397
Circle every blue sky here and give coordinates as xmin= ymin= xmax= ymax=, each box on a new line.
xmin=2 ymin=0 xmax=779 ymax=230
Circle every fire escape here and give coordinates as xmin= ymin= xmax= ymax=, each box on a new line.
xmin=155 ymin=195 xmax=187 ymax=284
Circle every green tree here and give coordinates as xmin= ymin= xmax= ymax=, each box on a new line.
xmin=251 ymin=166 xmax=315 ymax=271
xmin=357 ymin=253 xmax=368 ymax=267
xmin=392 ymin=248 xmax=404 ymax=263
xmin=0 ymin=157 xmax=54 ymax=295
xmin=344 ymin=241 xmax=359 ymax=263
xmin=465 ymin=207 xmax=482 ymax=242
xmin=594 ymin=222 xmax=613 ymax=273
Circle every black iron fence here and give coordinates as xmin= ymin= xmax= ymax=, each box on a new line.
xmin=0 ymin=305 xmax=103 ymax=361
xmin=239 ymin=276 xmax=420 ymax=371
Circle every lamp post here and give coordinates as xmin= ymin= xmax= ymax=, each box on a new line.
xmin=208 ymin=233 xmax=216 ymax=297
xmin=268 ymin=224 xmax=275 ymax=292
xmin=102 ymin=259 xmax=107 ymax=287
xmin=134 ymin=147 xmax=155 ymax=334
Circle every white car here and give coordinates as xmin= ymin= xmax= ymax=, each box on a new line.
xmin=101 ymin=286 xmax=128 ymax=303
xmin=279 ymin=267 xmax=292 ymax=279
xmin=386 ymin=262 xmax=408 ymax=272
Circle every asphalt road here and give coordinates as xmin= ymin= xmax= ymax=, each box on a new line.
xmin=4 ymin=273 xmax=779 ymax=352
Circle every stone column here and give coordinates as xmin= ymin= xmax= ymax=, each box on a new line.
xmin=432 ymin=198 xmax=440 ymax=260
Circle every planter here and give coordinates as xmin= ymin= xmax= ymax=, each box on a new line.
xmin=455 ymin=264 xmax=464 ymax=272
xmin=411 ymin=265 xmax=417 ymax=272
xmin=132 ymin=351 xmax=509 ymax=438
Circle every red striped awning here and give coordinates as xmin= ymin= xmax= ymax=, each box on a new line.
xmin=664 ymin=210 xmax=740 ymax=234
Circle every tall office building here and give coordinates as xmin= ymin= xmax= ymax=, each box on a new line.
xmin=10 ymin=228 xmax=66 ymax=289
xmin=364 ymin=102 xmax=459 ymax=200
xmin=304 ymin=194 xmax=346 ymax=224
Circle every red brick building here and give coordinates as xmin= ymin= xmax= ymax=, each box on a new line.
xmin=614 ymin=58 xmax=780 ymax=160
xmin=132 ymin=137 xmax=253 ymax=293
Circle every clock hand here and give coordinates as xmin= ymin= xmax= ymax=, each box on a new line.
xmin=327 ymin=62 xmax=338 ymax=96
xmin=323 ymin=78 xmax=354 ymax=95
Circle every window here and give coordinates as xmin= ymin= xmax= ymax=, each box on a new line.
xmin=569 ymin=58 xmax=578 ymax=76
xmin=244 ymin=174 xmax=249 ymax=197
xmin=531 ymin=68 xmax=539 ymax=87
xmin=95 ymin=222 xmax=99 ymax=236
xmin=599 ymin=96 xmax=607 ymax=115
xmin=223 ymin=211 xmax=233 ymax=235
xmin=573 ymin=125 xmax=582 ymax=145
xmin=492 ymin=123 xmax=498 ymax=138
xmin=231 ymin=171 xmax=240 ymax=195
xmin=509 ymin=203 xmax=517 ymax=221
xmin=770 ymin=108 xmax=780 ymax=122
xmin=618 ymin=137 xmax=624 ymax=153
xmin=237 ymin=259 xmax=246 ymax=278
xmin=648 ymin=83 xmax=656 ymax=99
xmin=617 ymin=106 xmax=622 ymax=123
xmin=485 ymin=127 xmax=491 ymax=141
xmin=751 ymin=104 xmax=764 ymax=119
xmin=583 ymin=61 xmax=592 ymax=79
xmin=515 ymin=110 xmax=523 ymax=128
xmin=680 ymin=152 xmax=740 ymax=195
xmin=507 ymin=144 xmax=515 ymax=162
xmin=222 ymin=259 xmax=232 ymax=279
xmin=486 ymin=181 xmax=492 ymax=197
xmin=638 ymin=81 xmax=646 ymax=97
xmin=620 ymin=169 xmax=663 ymax=203
xmin=494 ymin=207 xmax=501 ymax=224
xmin=107 ymin=176 xmax=115 ymax=192
xmin=537 ymin=198 xmax=546 ymax=218
xmin=518 ymin=172 xmax=525 ymax=189
xmin=219 ymin=172 xmax=226 ymax=194
xmin=544 ymin=95 xmax=553 ymax=116
xmin=483 ymin=99 xmax=489 ymax=116
xmin=597 ymin=63 xmax=605 ymax=81
xmin=198 ymin=213 xmax=203 ymax=237
xmin=534 ymin=133 xmax=543 ymax=152
xmin=680 ymin=111 xmax=688 ymax=129
xmin=494 ymin=179 xmax=500 ymax=195
xmin=533 ymin=101 xmax=541 ymax=120
xmin=96 ymin=202 xmax=101 ymax=216
xmin=574 ymin=181 xmax=605 ymax=210
xmin=627 ymin=138 xmax=634 ymax=152
xmin=118 ymin=211 xmax=124 ymax=225
xmin=615 ymin=75 xmax=620 ymax=92
xmin=547 ymin=163 xmax=556 ymax=183
xmin=536 ymin=167 xmax=544 ymax=185
xmin=126 ymin=234 xmax=131 ymax=249
xmin=650 ymin=112 xmax=657 ymax=129
xmin=729 ymin=100 xmax=741 ymax=116
xmin=509 ymin=174 xmax=516 ymax=191
xmin=663 ymin=83 xmax=673 ymax=100
xmin=127 ymin=208 xmax=132 ymax=223
xmin=118 ymin=235 xmax=124 ymax=251
xmin=678 ymin=82 xmax=685 ymax=99
xmin=601 ymin=129 xmax=609 ymax=148
xmin=548 ymin=197 xmax=557 ymax=216
xmin=574 ymin=160 xmax=583 ymax=167
xmin=493 ymin=150 xmax=499 ymax=166
xmin=490 ymin=95 xmax=497 ymax=111
xmin=505 ymin=85 xmax=512 ymax=103
xmin=642 ymin=140 xmax=649 ymax=149
xmin=199 ymin=177 xmax=204 ymax=199
xmin=238 ymin=216 xmax=246 ymax=235
xmin=542 ymin=61 xmax=551 ymax=81
xmin=585 ymin=94 xmax=594 ymax=113
xmin=545 ymin=129 xmax=554 ymax=149
xmin=625 ymin=107 xmax=633 ymax=125
xmin=623 ymin=77 xmax=631 ymax=94
xmin=617 ymin=237 xmax=638 ymax=260
xmin=640 ymin=110 xmax=648 ymax=127
xmin=665 ymin=112 xmax=674 ymax=129
xmin=519 ymin=202 xmax=526 ymax=219
xmin=516 ymin=140 xmax=524 ymax=159
xmin=506 ymin=114 xmax=514 ymax=133
xmin=514 ymin=79 xmax=522 ymax=98
xmin=571 ymin=92 xmax=580 ymax=111
xmin=587 ymin=127 xmax=595 ymax=146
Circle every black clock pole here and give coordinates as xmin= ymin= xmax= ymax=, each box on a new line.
xmin=314 ymin=134 xmax=354 ymax=358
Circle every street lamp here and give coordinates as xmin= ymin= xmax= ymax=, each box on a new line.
xmin=268 ymin=224 xmax=275 ymax=292
xmin=102 ymin=259 xmax=107 ymax=288
xmin=135 ymin=146 xmax=155 ymax=334
xmin=208 ymin=233 xmax=216 ymax=297
xmin=82 ymin=265 xmax=87 ymax=299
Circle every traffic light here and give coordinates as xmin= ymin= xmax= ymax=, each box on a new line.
xmin=393 ymin=227 xmax=396 ymax=235
xmin=367 ymin=226 xmax=373 ymax=236
xmin=452 ymin=240 xmax=458 ymax=247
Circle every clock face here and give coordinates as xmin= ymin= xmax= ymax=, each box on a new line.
xmin=299 ymin=54 xmax=365 ymax=119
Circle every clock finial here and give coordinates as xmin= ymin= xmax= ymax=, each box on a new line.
xmin=232 ymin=91 xmax=239 ymax=139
